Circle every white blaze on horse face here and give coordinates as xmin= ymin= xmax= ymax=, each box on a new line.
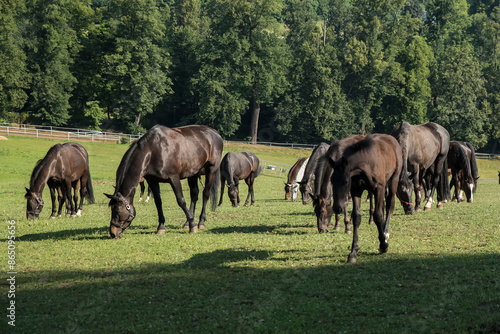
xmin=469 ymin=184 xmax=474 ymax=202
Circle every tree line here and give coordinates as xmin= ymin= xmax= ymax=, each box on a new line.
xmin=1 ymin=0 xmax=499 ymax=150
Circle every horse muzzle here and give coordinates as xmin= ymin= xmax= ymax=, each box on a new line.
xmin=109 ymin=224 xmax=124 ymax=239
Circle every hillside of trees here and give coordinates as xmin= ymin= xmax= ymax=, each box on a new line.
xmin=1 ymin=0 xmax=499 ymax=150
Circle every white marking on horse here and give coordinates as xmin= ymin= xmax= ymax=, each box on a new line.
xmin=291 ymin=158 xmax=309 ymax=202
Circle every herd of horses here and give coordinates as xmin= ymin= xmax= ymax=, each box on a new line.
xmin=25 ymin=122 xmax=480 ymax=262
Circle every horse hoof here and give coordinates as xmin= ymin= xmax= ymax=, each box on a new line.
xmin=347 ymin=256 xmax=357 ymax=264
xmin=437 ymin=202 xmax=444 ymax=209
xmin=70 ymin=214 xmax=77 ymax=218
xmin=345 ymin=229 xmax=352 ymax=234
xmin=183 ymin=225 xmax=189 ymax=230
xmin=380 ymin=245 xmax=389 ymax=253
xmin=198 ymin=224 xmax=205 ymax=230
xmin=334 ymin=225 xmax=341 ymax=231
xmin=190 ymin=226 xmax=198 ymax=233
xmin=50 ymin=216 xmax=56 ymax=219
xmin=157 ymin=229 xmax=166 ymax=235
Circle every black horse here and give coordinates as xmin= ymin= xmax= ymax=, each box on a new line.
xmin=218 ymin=152 xmax=261 ymax=207
xmin=448 ymin=141 xmax=479 ymax=203
xmin=299 ymin=142 xmax=330 ymax=205
xmin=25 ymin=143 xmax=95 ymax=219
xmin=105 ymin=125 xmax=223 ymax=238
xmin=314 ymin=135 xmax=366 ymax=233
xmin=331 ymin=134 xmax=402 ymax=263
xmin=391 ymin=121 xmax=450 ymax=214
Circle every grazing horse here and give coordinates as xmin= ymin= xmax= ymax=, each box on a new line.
xmin=391 ymin=121 xmax=450 ymax=214
xmin=25 ymin=143 xmax=95 ymax=219
xmin=331 ymin=134 xmax=402 ymax=263
xmin=448 ymin=141 xmax=479 ymax=203
xmin=314 ymin=135 xmax=366 ymax=233
xmin=138 ymin=177 xmax=152 ymax=202
xmin=285 ymin=157 xmax=309 ymax=202
xmin=218 ymin=152 xmax=261 ymax=207
xmin=299 ymin=143 xmax=330 ymax=205
xmin=105 ymin=125 xmax=223 ymax=238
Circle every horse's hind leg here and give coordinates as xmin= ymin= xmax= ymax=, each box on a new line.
xmin=75 ymin=180 xmax=83 ymax=216
xmin=244 ymin=175 xmax=255 ymax=206
xmin=198 ymin=166 xmax=218 ymax=229
xmin=218 ymin=176 xmax=226 ymax=207
xmin=347 ymin=195 xmax=362 ymax=263
xmin=185 ymin=175 xmax=199 ymax=227
xmin=138 ymin=181 xmax=145 ymax=202
xmin=57 ymin=186 xmax=65 ymax=217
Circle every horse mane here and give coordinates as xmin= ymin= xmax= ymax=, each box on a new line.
xmin=302 ymin=143 xmax=329 ymax=184
xmin=393 ymin=122 xmax=411 ymax=182
xmin=115 ymin=126 xmax=162 ymax=190
xmin=287 ymin=157 xmax=307 ymax=184
xmin=30 ymin=144 xmax=62 ymax=189
xmin=342 ymin=136 xmax=374 ymax=160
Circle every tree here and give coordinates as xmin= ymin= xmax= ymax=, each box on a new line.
xmin=0 ymin=0 xmax=30 ymax=121
xmin=24 ymin=0 xmax=81 ymax=125
xmin=100 ymin=0 xmax=172 ymax=133
xmin=195 ymin=0 xmax=289 ymax=142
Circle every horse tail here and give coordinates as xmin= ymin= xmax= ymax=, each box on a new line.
xmin=465 ymin=142 xmax=479 ymax=191
xmin=86 ymin=171 xmax=95 ymax=204
xmin=210 ymin=166 xmax=220 ymax=212
xmin=255 ymin=165 xmax=263 ymax=178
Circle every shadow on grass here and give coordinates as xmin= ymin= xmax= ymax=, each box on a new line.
xmin=18 ymin=250 xmax=500 ymax=333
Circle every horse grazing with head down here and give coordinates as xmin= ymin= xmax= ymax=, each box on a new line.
xmin=391 ymin=121 xmax=450 ymax=214
xmin=314 ymin=135 xmax=366 ymax=234
xmin=448 ymin=141 xmax=479 ymax=203
xmin=105 ymin=125 xmax=222 ymax=238
xmin=299 ymin=143 xmax=330 ymax=205
xmin=331 ymin=134 xmax=402 ymax=263
xmin=285 ymin=157 xmax=309 ymax=202
xmin=25 ymin=143 xmax=95 ymax=219
xmin=218 ymin=152 xmax=261 ymax=207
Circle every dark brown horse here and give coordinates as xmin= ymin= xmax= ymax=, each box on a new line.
xmin=331 ymin=134 xmax=402 ymax=263
xmin=25 ymin=143 xmax=94 ymax=219
xmin=105 ymin=125 xmax=223 ymax=238
xmin=218 ymin=152 xmax=261 ymax=207
xmin=313 ymin=135 xmax=366 ymax=233
xmin=391 ymin=122 xmax=450 ymax=214
xmin=299 ymin=143 xmax=330 ymax=205
xmin=284 ymin=157 xmax=309 ymax=201
xmin=448 ymin=141 xmax=478 ymax=203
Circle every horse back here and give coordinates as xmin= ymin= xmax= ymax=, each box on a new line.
xmin=288 ymin=157 xmax=308 ymax=183
xmin=50 ymin=143 xmax=89 ymax=182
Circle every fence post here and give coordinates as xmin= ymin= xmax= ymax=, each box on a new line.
xmin=36 ymin=129 xmax=38 ymax=138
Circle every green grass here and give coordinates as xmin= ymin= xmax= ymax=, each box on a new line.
xmin=1 ymin=136 xmax=500 ymax=333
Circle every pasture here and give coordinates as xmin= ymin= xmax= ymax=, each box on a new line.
xmin=1 ymin=136 xmax=500 ymax=333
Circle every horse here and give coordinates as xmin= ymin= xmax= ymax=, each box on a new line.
xmin=285 ymin=157 xmax=309 ymax=202
xmin=448 ymin=141 xmax=479 ymax=203
xmin=105 ymin=125 xmax=223 ymax=238
xmin=218 ymin=152 xmax=261 ymax=207
xmin=138 ymin=177 xmax=152 ymax=202
xmin=25 ymin=143 xmax=95 ymax=219
xmin=390 ymin=121 xmax=450 ymax=214
xmin=313 ymin=135 xmax=366 ymax=233
xmin=331 ymin=134 xmax=403 ymax=263
xmin=299 ymin=143 xmax=330 ymax=205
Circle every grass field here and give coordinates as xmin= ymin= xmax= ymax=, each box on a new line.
xmin=1 ymin=136 xmax=500 ymax=333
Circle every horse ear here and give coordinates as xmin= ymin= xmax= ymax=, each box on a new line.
xmin=25 ymin=187 xmax=31 ymax=199
xmin=104 ymin=193 xmax=116 ymax=200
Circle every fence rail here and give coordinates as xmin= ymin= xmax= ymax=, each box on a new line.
xmin=476 ymin=153 xmax=500 ymax=160
xmin=0 ymin=123 xmax=141 ymax=144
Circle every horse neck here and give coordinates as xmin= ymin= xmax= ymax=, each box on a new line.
xmin=30 ymin=160 xmax=53 ymax=195
xmin=116 ymin=146 xmax=149 ymax=201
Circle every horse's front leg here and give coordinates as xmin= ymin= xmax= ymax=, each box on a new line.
xmin=149 ymin=182 xmax=167 ymax=234
xmin=368 ymin=191 xmax=374 ymax=224
xmin=63 ymin=181 xmax=76 ymax=217
xmin=199 ymin=166 xmax=218 ymax=228
xmin=49 ymin=186 xmax=57 ymax=218
xmin=347 ymin=195 xmax=362 ymax=263
xmin=412 ymin=173 xmax=423 ymax=212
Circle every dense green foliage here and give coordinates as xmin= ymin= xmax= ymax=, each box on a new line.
xmin=1 ymin=0 xmax=499 ymax=149
xmin=1 ymin=136 xmax=499 ymax=332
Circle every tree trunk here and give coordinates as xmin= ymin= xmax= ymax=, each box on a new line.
xmin=250 ymin=99 xmax=260 ymax=144
xmin=135 ymin=112 xmax=142 ymax=126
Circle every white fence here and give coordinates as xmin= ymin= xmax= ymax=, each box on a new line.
xmin=0 ymin=123 xmax=141 ymax=144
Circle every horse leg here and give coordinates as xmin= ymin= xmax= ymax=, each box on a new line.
xmin=75 ymin=179 xmax=83 ymax=216
xmin=452 ymin=172 xmax=461 ymax=203
xmin=139 ymin=181 xmax=145 ymax=202
xmin=371 ymin=188 xmax=388 ymax=254
xmin=412 ymin=172 xmax=423 ymax=212
xmin=57 ymin=186 xmax=65 ymax=217
xmin=149 ymin=182 xmax=166 ymax=234
xmin=146 ymin=186 xmax=152 ymax=203
xmin=198 ymin=166 xmax=217 ymax=229
xmin=218 ymin=176 xmax=226 ymax=207
xmin=49 ymin=185 xmax=57 ymax=218
xmin=368 ymin=191 xmax=374 ymax=224
xmin=244 ymin=175 xmax=254 ymax=206
xmin=187 ymin=175 xmax=200 ymax=225
xmin=347 ymin=195 xmax=362 ymax=263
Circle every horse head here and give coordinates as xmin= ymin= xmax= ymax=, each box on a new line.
xmin=284 ymin=182 xmax=291 ymax=200
xmin=105 ymin=192 xmax=136 ymax=239
xmin=25 ymin=188 xmax=44 ymax=219
xmin=314 ymin=196 xmax=332 ymax=233
xmin=227 ymin=183 xmax=239 ymax=207
xmin=299 ymin=181 xmax=313 ymax=205
xmin=397 ymin=172 xmax=414 ymax=214
xmin=331 ymin=157 xmax=350 ymax=215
